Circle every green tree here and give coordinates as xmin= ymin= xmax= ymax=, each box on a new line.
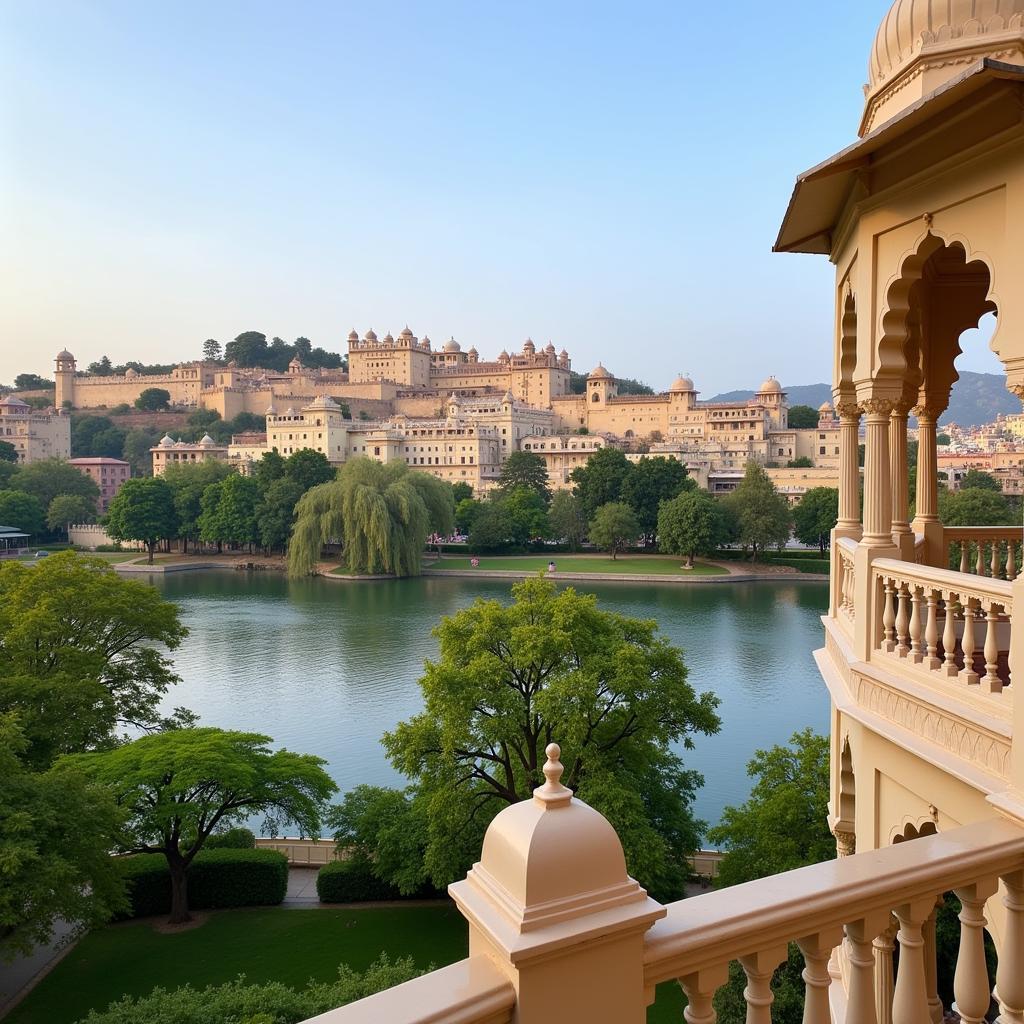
xmin=258 ymin=477 xmax=303 ymax=551
xmin=62 ymin=728 xmax=337 ymax=923
xmin=939 ymin=487 xmax=1012 ymax=526
xmin=724 ymin=461 xmax=792 ymax=559
xmin=0 ymin=552 xmax=187 ymax=768
xmin=289 ymin=458 xmax=454 ymax=577
xmin=71 ymin=415 xmax=126 ymax=459
xmin=13 ymin=373 xmax=53 ymax=390
xmin=186 ymin=407 xmax=222 ymax=436
xmin=588 ymin=501 xmax=640 ymax=559
xmin=0 ymin=490 xmax=45 ymax=536
xmin=47 ymin=493 xmax=97 ymax=533
xmin=787 ymin=405 xmax=819 ymax=428
xmin=786 ymin=456 xmax=813 ymax=468
xmin=467 ymin=499 xmax=517 ymax=552
xmin=569 ymin=446 xmax=631 ymax=519
xmin=620 ymin=456 xmax=691 ymax=543
xmin=86 ymin=356 xmax=114 ymax=376
xmin=451 ymin=481 xmax=474 ymax=505
xmin=135 ymin=387 xmax=172 ymax=411
xmin=0 ymin=714 xmax=127 ymax=960
xmin=284 ymin=448 xmax=336 ymax=492
xmin=498 ymin=450 xmax=551 ymax=503
xmin=163 ymin=461 xmax=233 ymax=552
xmin=937 ymin=433 xmax=951 ymax=446
xmin=548 ymin=490 xmax=587 ymax=550
xmin=791 ymin=487 xmax=839 ymax=553
xmin=253 ymin=448 xmax=287 ymax=490
xmin=197 ymin=480 xmax=226 ymax=551
xmin=122 ymin=427 xmax=161 ymax=477
xmin=454 ymin=496 xmax=482 ymax=535
xmin=11 ymin=457 xmax=100 ymax=510
xmin=502 ymin=486 xmax=549 ymax=545
xmin=224 ymin=331 xmax=269 ymax=367
xmin=657 ymin=490 xmax=727 ymax=567
xmin=200 ymin=473 xmax=259 ymax=549
xmin=0 ymin=439 xmax=16 ymax=462
xmin=384 ymin=577 xmax=721 ymax=899
xmin=106 ymin=476 xmax=179 ymax=563
xmin=960 ymin=469 xmax=1001 ymax=491
xmin=202 ymin=338 xmax=222 ymax=362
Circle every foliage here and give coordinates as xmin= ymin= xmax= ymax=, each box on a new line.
xmin=498 ymin=450 xmax=551 ymax=503
xmin=316 ymin=859 xmax=407 ymax=902
xmin=467 ymin=487 xmax=550 ymax=551
xmin=62 ymin=727 xmax=337 ymax=922
xmin=283 ymin=448 xmax=335 ymax=492
xmin=71 ymin=415 xmax=127 ymax=459
xmin=715 ymin=946 xmax=807 ymax=1024
xmin=162 ymin=461 xmax=234 ymax=551
xmin=113 ymin=849 xmax=288 ymax=918
xmin=620 ymin=456 xmax=692 ymax=541
xmin=786 ymin=404 xmax=819 ymax=429
xmin=135 ymin=388 xmax=171 ymax=411
xmin=450 ymin=481 xmax=473 ymax=505
xmin=202 ymin=338 xmax=222 ymax=361
xmin=0 ymin=552 xmax=187 ymax=768
xmin=547 ymin=490 xmax=587 ymax=550
xmin=11 ymin=457 xmax=100 ymax=510
xmin=223 ymin=331 xmax=344 ymax=372
xmin=569 ymin=446 xmax=631 ymax=519
xmin=708 ymin=729 xmax=832 ymax=888
xmin=122 ymin=427 xmax=161 ymax=477
xmin=198 ymin=473 xmax=260 ymax=549
xmin=786 ymin=456 xmax=813 ymax=468
xmin=0 ymin=714 xmax=127 ymax=961
xmin=791 ymin=487 xmax=838 ymax=553
xmin=48 ymin=493 xmax=98 ymax=532
xmin=258 ymin=477 xmax=303 ymax=551
xmin=253 ymin=449 xmax=287 ymax=489
xmin=0 ymin=461 xmax=16 ymax=489
xmin=588 ymin=501 xmax=640 ymax=559
xmin=937 ymin=433 xmax=951 ymax=446
xmin=106 ymin=476 xmax=179 ymax=563
xmin=13 ymin=373 xmax=53 ymax=390
xmin=205 ymin=827 xmax=256 ymax=849
xmin=568 ymin=371 xmax=653 ymax=396
xmin=960 ymin=469 xmax=1002 ymax=491
xmin=0 ymin=439 xmax=16 ymax=462
xmin=939 ymin=486 xmax=1013 ymax=526
xmin=657 ymin=490 xmax=728 ymax=566
xmin=0 ymin=489 xmax=45 ymax=536
xmin=723 ymin=461 xmax=791 ymax=559
xmin=76 ymin=955 xmax=424 ymax=1024
xmin=384 ymin=577 xmax=721 ymax=900
xmin=454 ymin=497 xmax=482 ymax=535
xmin=289 ymin=458 xmax=454 ymax=577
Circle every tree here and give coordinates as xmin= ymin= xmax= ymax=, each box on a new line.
xmin=498 ymin=451 xmax=551 ymax=503
xmin=451 ymin=481 xmax=474 ymax=505
xmin=134 ymin=387 xmax=171 ymax=411
xmin=620 ymin=456 xmax=691 ymax=543
xmin=253 ymin=448 xmax=287 ymax=490
xmin=202 ymin=338 xmax=222 ymax=362
xmin=122 ymin=427 xmax=161 ymax=477
xmin=658 ymin=490 xmax=727 ymax=567
xmin=588 ymin=501 xmax=640 ymax=559
xmin=289 ymin=458 xmax=454 ymax=577
xmin=224 ymin=331 xmax=269 ymax=367
xmin=0 ymin=714 xmax=127 ymax=960
xmin=47 ymin=494 xmax=97 ymax=533
xmin=10 ymin=457 xmax=100 ymax=510
xmin=960 ymin=469 xmax=1002 ymax=492
xmin=0 ymin=439 xmax=17 ymax=462
xmin=294 ymin=336 xmax=313 ymax=360
xmin=791 ymin=487 xmax=839 ymax=553
xmin=0 ymin=462 xmax=15 ymax=489
xmin=467 ymin=499 xmax=517 ymax=552
xmin=708 ymin=729 xmax=832 ymax=887
xmin=106 ymin=476 xmax=179 ymax=563
xmin=384 ymin=577 xmax=721 ymax=899
xmin=0 ymin=490 xmax=45 ymax=536
xmin=13 ymin=373 xmax=53 ymax=391
xmin=455 ymin=497 xmax=482 ymax=535
xmin=939 ymin=486 xmax=1012 ymax=526
xmin=160 ymin=461 xmax=232 ymax=552
xmin=548 ymin=490 xmax=587 ymax=550
xmin=569 ymin=446 xmax=631 ymax=519
xmin=786 ymin=456 xmax=813 ymax=468
xmin=0 ymin=552 xmax=186 ymax=768
xmin=71 ymin=415 xmax=126 ymax=459
xmin=62 ymin=728 xmax=337 ymax=923
xmin=787 ymin=405 xmax=819 ymax=429
xmin=258 ymin=477 xmax=303 ymax=552
xmin=198 ymin=473 xmax=259 ymax=549
xmin=501 ymin=486 xmax=549 ymax=545
xmin=86 ymin=355 xmax=114 ymax=376
xmin=724 ymin=461 xmax=791 ymax=559
xmin=937 ymin=433 xmax=952 ymax=446
xmin=284 ymin=448 xmax=336 ymax=492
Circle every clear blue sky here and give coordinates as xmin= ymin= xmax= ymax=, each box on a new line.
xmin=0 ymin=1 xmax=1004 ymax=394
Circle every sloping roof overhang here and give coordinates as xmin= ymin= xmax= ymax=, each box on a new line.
xmin=774 ymin=60 xmax=1024 ymax=256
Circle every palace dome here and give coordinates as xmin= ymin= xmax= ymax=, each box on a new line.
xmin=364 ymin=329 xmax=378 ymax=342
xmin=758 ymin=376 xmax=782 ymax=394
xmin=444 ymin=338 xmax=461 ymax=353
xmin=347 ymin=330 xmax=359 ymax=342
xmin=863 ymin=0 xmax=1024 ymax=133
xmin=589 ymin=363 xmax=612 ymax=379
xmin=670 ymin=375 xmax=696 ymax=392
xmin=56 ymin=349 xmax=74 ymax=361
xmin=819 ymin=401 xmax=834 ymax=414
xmin=400 ymin=326 xmax=414 ymax=338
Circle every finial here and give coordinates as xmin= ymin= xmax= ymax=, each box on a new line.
xmin=533 ymin=742 xmax=573 ymax=807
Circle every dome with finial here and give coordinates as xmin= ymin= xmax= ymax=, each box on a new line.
xmin=198 ymin=433 xmax=216 ymax=447
xmin=545 ymin=342 xmax=556 ymax=354
xmin=523 ymin=338 xmax=536 ymax=353
xmin=758 ymin=376 xmax=782 ymax=394
xmin=347 ymin=329 xmax=359 ymax=342
xmin=159 ymin=433 xmax=175 ymax=448
xmin=421 ymin=335 xmax=431 ymax=349
xmin=443 ymin=337 xmax=461 ymax=353
xmin=399 ymin=326 xmax=414 ymax=339
xmin=124 ymin=367 xmax=137 ymax=379
xmin=863 ymin=0 xmax=1024 ymax=134
xmin=498 ymin=349 xmax=510 ymax=361
xmin=56 ymin=349 xmax=75 ymax=361
xmin=670 ymin=375 xmax=696 ymax=393
xmin=819 ymin=401 xmax=834 ymax=415
xmin=364 ymin=329 xmax=378 ymax=342
xmin=589 ymin=363 xmax=612 ymax=379
xmin=383 ymin=332 xmax=394 ymax=344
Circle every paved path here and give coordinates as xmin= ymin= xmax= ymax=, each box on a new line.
xmin=0 ymin=918 xmax=77 ymax=1017
xmin=283 ymin=867 xmax=321 ymax=907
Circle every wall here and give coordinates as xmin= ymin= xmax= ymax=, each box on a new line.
xmin=68 ymin=524 xmax=145 ymax=550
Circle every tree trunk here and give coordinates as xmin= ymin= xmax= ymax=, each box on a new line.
xmin=167 ymin=858 xmax=191 ymax=924
xmin=183 ymin=535 xmax=188 ymax=554
xmin=685 ymin=552 xmax=694 ymax=569
xmin=147 ymin=541 xmax=156 ymax=565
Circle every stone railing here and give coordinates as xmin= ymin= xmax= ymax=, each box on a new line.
xmin=837 ymin=537 xmax=857 ymax=632
xmin=255 ymin=837 xmax=341 ymax=865
xmin=944 ymin=526 xmax=1023 ymax=581
xmin=871 ymin=557 xmax=1013 ymax=694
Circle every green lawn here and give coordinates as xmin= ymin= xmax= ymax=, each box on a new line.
xmin=18 ymin=552 xmax=139 ymax=564
xmin=428 ymin=555 xmax=727 ymax=576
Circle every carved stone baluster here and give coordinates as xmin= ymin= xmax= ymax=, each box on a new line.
xmin=680 ymin=965 xmax=730 ymax=1024
xmin=798 ymin=930 xmax=841 ymax=1024
xmin=960 ymin=598 xmax=980 ymax=685
xmin=873 ymin=919 xmax=898 ymax=1024
xmin=882 ymin=579 xmax=897 ymax=652
xmin=892 ymin=898 xmax=936 ymax=1024
xmin=739 ymin=947 xmax=787 ymax=1024
xmin=923 ymin=903 xmax=942 ymax=1024
xmin=845 ymin=915 xmax=888 ymax=1024
xmin=992 ymin=541 xmax=1002 ymax=580
xmin=924 ymin=590 xmax=940 ymax=670
xmin=942 ymin=595 xmax=958 ymax=677
xmin=982 ymin=602 xmax=1003 ymax=694
xmin=960 ymin=543 xmax=969 ymax=574
xmin=953 ymin=879 xmax=999 ymax=1024
xmin=1008 ymin=541 xmax=1018 ymax=582
xmin=909 ymin=586 xmax=925 ymax=664
xmin=895 ymin=584 xmax=911 ymax=658
xmin=976 ymin=542 xmax=986 ymax=577
xmin=997 ymin=870 xmax=1024 ymax=1024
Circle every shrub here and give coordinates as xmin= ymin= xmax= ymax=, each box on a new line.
xmin=114 ymin=849 xmax=287 ymax=919
xmin=78 ymin=955 xmax=425 ymax=1024
xmin=316 ymin=859 xmax=445 ymax=903
xmin=770 ymin=557 xmax=830 ymax=574
xmin=205 ymin=827 xmax=256 ymax=849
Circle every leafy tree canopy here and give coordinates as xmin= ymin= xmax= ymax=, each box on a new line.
xmin=122 ymin=427 xmax=161 ymax=477
xmin=384 ymin=577 xmax=721 ymax=900
xmin=657 ymin=490 xmax=728 ymax=567
xmin=787 ymin=405 xmax=819 ymax=429
xmin=106 ymin=476 xmax=179 ymax=563
xmin=0 ymin=440 xmax=16 ymax=463
xmin=71 ymin=415 xmax=127 ymax=460
xmin=11 ymin=457 xmax=100 ymax=510
xmin=724 ymin=461 xmax=791 ymax=559
xmin=960 ymin=469 xmax=1002 ymax=492
xmin=548 ymin=490 xmax=587 ymax=550
xmin=786 ymin=456 xmax=813 ymax=468
xmin=258 ymin=477 xmax=303 ymax=552
xmin=450 ymin=481 xmax=473 ymax=505
xmin=620 ymin=456 xmax=692 ymax=540
xmin=569 ymin=446 xmax=631 ymax=519
xmin=202 ymin=338 xmax=222 ymax=362
xmin=134 ymin=388 xmax=171 ymax=411
xmin=47 ymin=493 xmax=97 ymax=532
xmin=198 ymin=473 xmax=260 ymax=549
xmin=454 ymin=497 xmax=482 ymax=535
xmin=791 ymin=487 xmax=838 ymax=554
xmin=0 ymin=490 xmax=45 ymax=536
xmin=498 ymin=450 xmax=551 ymax=503
xmin=939 ymin=486 xmax=1012 ymax=526
xmin=588 ymin=501 xmax=640 ymax=559
xmin=12 ymin=373 xmax=54 ymax=391
xmin=284 ymin=448 xmax=336 ymax=492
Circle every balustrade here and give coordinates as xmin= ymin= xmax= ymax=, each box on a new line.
xmin=837 ymin=538 xmax=857 ymax=629
xmin=872 ymin=558 xmax=1012 ymax=695
xmin=944 ymin=527 xmax=1023 ymax=582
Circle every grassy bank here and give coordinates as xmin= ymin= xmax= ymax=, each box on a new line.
xmin=427 ymin=555 xmax=727 ymax=576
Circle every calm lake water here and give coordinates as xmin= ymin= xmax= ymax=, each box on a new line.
xmin=151 ymin=572 xmax=830 ymax=828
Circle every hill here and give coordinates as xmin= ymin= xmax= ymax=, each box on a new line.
xmin=708 ymin=372 xmax=1021 ymax=428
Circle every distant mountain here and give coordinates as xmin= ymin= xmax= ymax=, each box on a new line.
xmin=707 ymin=373 xmax=1021 ymax=428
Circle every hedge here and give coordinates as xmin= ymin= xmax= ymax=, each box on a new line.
xmin=114 ymin=848 xmax=288 ymax=919
xmin=771 ymin=558 xmax=830 ymax=574
xmin=205 ymin=827 xmax=256 ymax=849
xmin=316 ymin=859 xmax=445 ymax=903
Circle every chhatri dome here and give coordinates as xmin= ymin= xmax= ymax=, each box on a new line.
xmin=670 ymin=375 xmax=696 ymax=392
xmin=863 ymin=0 xmax=1024 ymax=134
xmin=758 ymin=376 xmax=782 ymax=394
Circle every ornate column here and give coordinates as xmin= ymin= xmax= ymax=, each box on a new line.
xmin=862 ymin=399 xmax=895 ymax=545
xmin=953 ymin=879 xmax=998 ymax=1024
xmin=837 ymin=400 xmax=863 ymax=534
xmin=997 ymin=870 xmax=1024 ymax=1024
xmin=892 ymin=898 xmax=936 ymax=1024
xmin=913 ymin=406 xmax=939 ymax=525
xmin=923 ymin=903 xmax=943 ymax=1024
xmin=873 ymin=919 xmax=898 ymax=1024
xmin=834 ymin=826 xmax=856 ymax=859
xmin=890 ymin=402 xmax=914 ymax=558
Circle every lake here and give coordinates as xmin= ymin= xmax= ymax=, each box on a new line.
xmin=151 ymin=571 xmax=830 ymax=828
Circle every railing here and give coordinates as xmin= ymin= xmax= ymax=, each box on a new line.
xmin=872 ymin=557 xmax=1013 ymax=694
xmin=643 ymin=819 xmax=1024 ymax=1024
xmin=256 ymin=837 xmax=341 ymax=865
xmin=944 ymin=526 xmax=1023 ymax=581
xmin=837 ymin=537 xmax=857 ymax=630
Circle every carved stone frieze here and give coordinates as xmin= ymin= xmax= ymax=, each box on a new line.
xmin=860 ymin=398 xmax=895 ymax=418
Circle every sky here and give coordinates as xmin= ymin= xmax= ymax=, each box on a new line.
xmin=0 ymin=1 xmax=1005 ymax=394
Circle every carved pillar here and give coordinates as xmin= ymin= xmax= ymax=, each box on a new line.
xmin=835 ymin=826 xmax=856 ymax=859
xmin=892 ymin=899 xmax=936 ymax=1024
xmin=890 ymin=403 xmax=914 ymax=558
xmin=862 ymin=399 xmax=895 ymax=545
xmin=911 ymin=405 xmax=945 ymax=566
xmin=953 ymin=879 xmax=998 ymax=1024
xmin=923 ymin=903 xmax=943 ymax=1024
xmin=837 ymin=401 xmax=863 ymax=533
xmin=997 ymin=871 xmax=1024 ymax=1024
xmin=873 ymin=919 xmax=897 ymax=1024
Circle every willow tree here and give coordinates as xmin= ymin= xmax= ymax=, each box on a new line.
xmin=288 ymin=458 xmax=454 ymax=577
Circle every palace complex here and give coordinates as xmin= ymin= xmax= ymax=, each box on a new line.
xmin=0 ymin=395 xmax=70 ymax=463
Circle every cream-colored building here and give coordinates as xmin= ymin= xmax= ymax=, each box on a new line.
xmin=150 ymin=433 xmax=229 ymax=475
xmin=0 ymin=395 xmax=70 ymax=463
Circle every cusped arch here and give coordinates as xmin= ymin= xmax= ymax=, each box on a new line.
xmin=839 ymin=291 xmax=858 ymax=392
